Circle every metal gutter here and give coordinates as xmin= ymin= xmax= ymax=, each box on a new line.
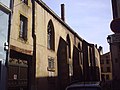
xmin=31 ymin=0 xmax=36 ymax=90
xmin=0 ymin=2 xmax=11 ymax=14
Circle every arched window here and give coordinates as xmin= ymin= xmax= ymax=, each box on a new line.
xmin=47 ymin=20 xmax=55 ymax=50
xmin=78 ymin=43 xmax=81 ymax=50
xmin=66 ymin=34 xmax=71 ymax=58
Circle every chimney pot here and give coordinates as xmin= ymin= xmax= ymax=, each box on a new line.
xmin=61 ymin=4 xmax=65 ymax=21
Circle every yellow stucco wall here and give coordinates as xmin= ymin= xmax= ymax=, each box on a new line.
xmin=10 ymin=1 xmax=101 ymax=85
xmin=35 ymin=2 xmax=81 ymax=78
xmin=10 ymin=0 xmax=84 ymax=79
xmin=10 ymin=0 xmax=33 ymax=52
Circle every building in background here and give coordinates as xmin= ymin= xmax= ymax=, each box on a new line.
xmin=100 ymin=52 xmax=112 ymax=81
xmin=107 ymin=0 xmax=120 ymax=89
xmin=8 ymin=0 xmax=101 ymax=90
xmin=107 ymin=34 xmax=120 ymax=90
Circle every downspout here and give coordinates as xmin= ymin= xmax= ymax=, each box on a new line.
xmin=31 ymin=0 xmax=36 ymax=90
xmin=5 ymin=0 xmax=13 ymax=90
xmin=6 ymin=0 xmax=14 ymax=68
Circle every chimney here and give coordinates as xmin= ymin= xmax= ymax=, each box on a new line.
xmin=99 ymin=46 xmax=103 ymax=55
xmin=61 ymin=4 xmax=65 ymax=21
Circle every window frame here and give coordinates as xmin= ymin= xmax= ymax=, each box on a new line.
xmin=106 ymin=59 xmax=109 ymax=64
xmin=101 ymin=67 xmax=103 ymax=72
xmin=100 ymin=59 xmax=104 ymax=64
xmin=47 ymin=20 xmax=55 ymax=51
xmin=106 ymin=67 xmax=110 ymax=72
xmin=19 ymin=14 xmax=28 ymax=41
xmin=106 ymin=74 xmax=110 ymax=80
xmin=47 ymin=57 xmax=55 ymax=72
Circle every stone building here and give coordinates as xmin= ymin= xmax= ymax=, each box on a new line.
xmin=107 ymin=33 xmax=120 ymax=90
xmin=7 ymin=0 xmax=101 ymax=90
xmin=108 ymin=0 xmax=120 ymax=89
xmin=100 ymin=52 xmax=112 ymax=81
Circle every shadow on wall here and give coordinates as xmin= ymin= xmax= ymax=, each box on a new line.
xmin=36 ymin=77 xmax=58 ymax=90
xmin=36 ymin=37 xmax=70 ymax=90
xmin=57 ymin=37 xmax=70 ymax=90
xmin=36 ymin=38 xmax=101 ymax=90
xmin=72 ymin=45 xmax=83 ymax=82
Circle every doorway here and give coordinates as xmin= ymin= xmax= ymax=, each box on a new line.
xmin=8 ymin=50 xmax=32 ymax=90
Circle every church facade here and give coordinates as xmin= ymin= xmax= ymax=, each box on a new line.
xmin=7 ymin=0 xmax=101 ymax=90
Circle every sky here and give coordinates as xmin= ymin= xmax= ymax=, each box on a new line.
xmin=42 ymin=0 xmax=113 ymax=53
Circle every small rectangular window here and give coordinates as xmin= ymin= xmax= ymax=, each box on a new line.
xmin=100 ymin=59 xmax=104 ymax=64
xmin=107 ymin=67 xmax=110 ymax=72
xmin=20 ymin=14 xmax=28 ymax=41
xmin=106 ymin=75 xmax=110 ymax=80
xmin=101 ymin=74 xmax=105 ymax=81
xmin=101 ymin=67 xmax=103 ymax=72
xmin=106 ymin=59 xmax=110 ymax=64
xmin=47 ymin=57 xmax=55 ymax=71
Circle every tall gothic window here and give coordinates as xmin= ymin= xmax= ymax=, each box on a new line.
xmin=20 ymin=14 xmax=28 ymax=41
xmin=66 ymin=34 xmax=71 ymax=58
xmin=47 ymin=20 xmax=55 ymax=50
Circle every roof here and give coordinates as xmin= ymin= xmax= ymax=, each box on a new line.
xmin=0 ymin=2 xmax=11 ymax=14
xmin=101 ymin=52 xmax=110 ymax=57
xmin=35 ymin=0 xmax=83 ymax=41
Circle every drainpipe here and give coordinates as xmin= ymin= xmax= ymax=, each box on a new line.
xmin=31 ymin=0 xmax=36 ymax=90
xmin=5 ymin=0 xmax=14 ymax=90
xmin=6 ymin=0 xmax=14 ymax=68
